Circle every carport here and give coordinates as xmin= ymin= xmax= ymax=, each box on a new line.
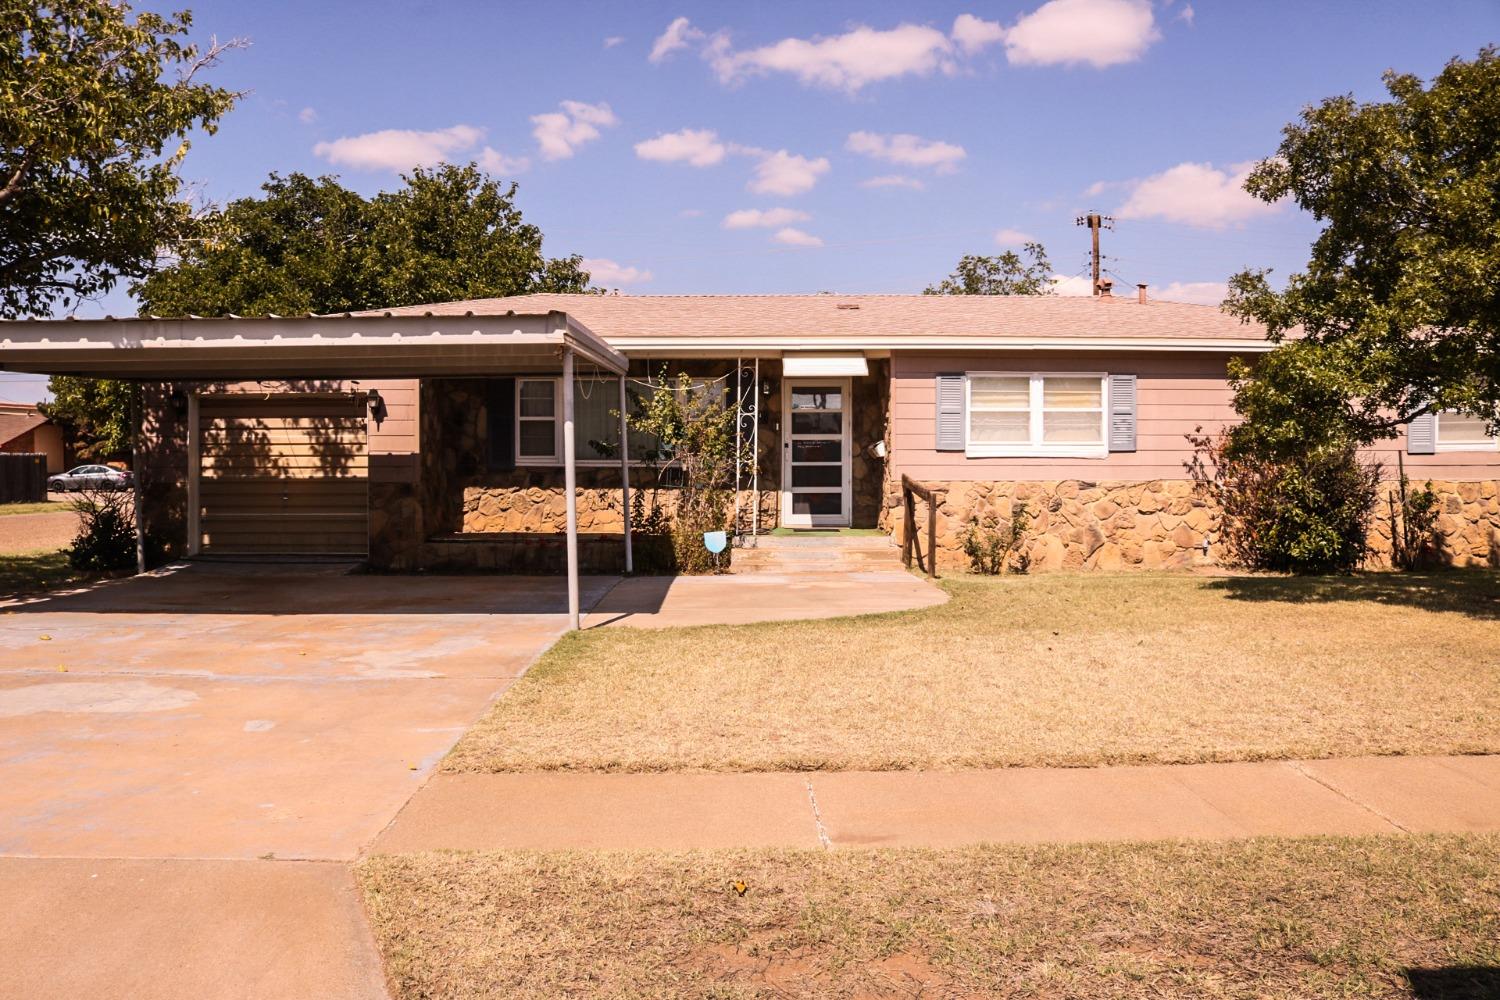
xmin=0 ymin=310 xmax=633 ymax=628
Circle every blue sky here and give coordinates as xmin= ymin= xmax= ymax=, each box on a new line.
xmin=5 ymin=0 xmax=1496 ymax=403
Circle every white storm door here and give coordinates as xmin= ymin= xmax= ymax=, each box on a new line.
xmin=781 ymin=378 xmax=851 ymax=528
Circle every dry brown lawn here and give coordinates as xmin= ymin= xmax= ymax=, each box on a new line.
xmin=358 ymin=834 xmax=1500 ymax=999
xmin=447 ymin=572 xmax=1500 ymax=773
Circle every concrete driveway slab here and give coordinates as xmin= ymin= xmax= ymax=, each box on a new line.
xmin=0 ymin=858 xmax=387 ymax=1000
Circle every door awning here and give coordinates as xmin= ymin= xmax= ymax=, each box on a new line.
xmin=781 ymin=353 xmax=869 ymax=377
xmin=0 ymin=311 xmax=628 ymax=379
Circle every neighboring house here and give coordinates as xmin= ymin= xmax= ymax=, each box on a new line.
xmin=3 ymin=291 xmax=1498 ymax=573
xmin=0 ymin=401 xmax=65 ymax=474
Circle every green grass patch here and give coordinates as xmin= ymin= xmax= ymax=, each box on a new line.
xmin=0 ymin=501 xmax=69 ymax=517
xmin=0 ymin=549 xmax=88 ymax=597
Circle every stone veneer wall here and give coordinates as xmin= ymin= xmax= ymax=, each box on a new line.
xmin=886 ymin=477 xmax=1500 ymax=572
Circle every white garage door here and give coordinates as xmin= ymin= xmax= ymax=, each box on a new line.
xmin=197 ymin=394 xmax=369 ymax=556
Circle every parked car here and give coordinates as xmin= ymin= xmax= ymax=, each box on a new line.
xmin=47 ymin=465 xmax=134 ymax=492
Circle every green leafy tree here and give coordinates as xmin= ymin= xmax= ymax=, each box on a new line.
xmin=1 ymin=0 xmax=239 ymax=317
xmin=924 ymin=243 xmax=1054 ymax=295
xmin=1225 ymin=47 xmax=1500 ymax=444
xmin=137 ymin=164 xmax=592 ymax=316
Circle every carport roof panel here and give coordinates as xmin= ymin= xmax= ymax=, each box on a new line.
xmin=0 ymin=311 xmax=627 ymax=378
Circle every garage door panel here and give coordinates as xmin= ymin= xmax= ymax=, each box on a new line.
xmin=197 ymin=394 xmax=369 ymax=557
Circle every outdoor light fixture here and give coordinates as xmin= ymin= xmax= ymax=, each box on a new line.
xmin=366 ymin=388 xmax=387 ymax=427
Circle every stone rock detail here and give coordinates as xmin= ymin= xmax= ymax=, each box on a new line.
xmin=887 ymin=477 xmax=1500 ymax=572
xmin=1367 ymin=479 xmax=1500 ymax=568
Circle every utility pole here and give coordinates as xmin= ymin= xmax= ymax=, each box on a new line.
xmin=1075 ymin=212 xmax=1114 ymax=295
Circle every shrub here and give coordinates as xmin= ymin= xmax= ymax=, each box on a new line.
xmin=624 ymin=368 xmax=745 ymax=575
xmin=1389 ymin=463 xmax=1440 ymax=570
xmin=960 ymin=502 xmax=1031 ymax=575
xmin=1194 ymin=430 xmax=1380 ymax=574
xmin=66 ymin=487 xmax=139 ymax=571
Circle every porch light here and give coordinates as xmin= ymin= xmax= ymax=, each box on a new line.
xmin=366 ymin=388 xmax=387 ymax=428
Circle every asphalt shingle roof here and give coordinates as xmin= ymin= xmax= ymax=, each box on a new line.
xmin=371 ymin=293 xmax=1268 ymax=342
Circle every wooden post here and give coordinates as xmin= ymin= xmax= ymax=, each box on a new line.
xmin=563 ymin=349 xmax=580 ymax=630
xmin=618 ymin=373 xmax=633 ymax=575
xmin=926 ymin=489 xmax=938 ymax=580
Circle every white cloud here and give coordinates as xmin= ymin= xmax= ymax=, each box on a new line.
xmin=604 ymin=35 xmax=625 ymax=49
xmin=312 ymin=124 xmax=485 ymax=172
xmin=297 ymin=107 xmax=318 ymax=125
xmin=1176 ymin=3 xmax=1195 ymax=26
xmin=846 ymin=131 xmax=966 ymax=173
xmin=1050 ymin=273 xmax=1095 ymax=295
xmin=1151 ymin=280 xmax=1226 ymax=305
xmin=1005 ymin=0 xmax=1160 ymax=68
xmin=773 ymin=227 xmax=824 ymax=247
xmin=951 ymin=13 xmax=1006 ymax=55
xmin=581 ymin=257 xmax=652 ymax=286
xmin=477 ymin=146 xmax=530 ymax=175
xmin=860 ymin=174 xmax=926 ymax=191
xmin=707 ymin=22 xmax=959 ymax=92
xmin=994 ymin=228 xmax=1035 ymax=246
xmin=530 ymin=100 xmax=618 ymax=161
xmin=722 ymin=207 xmax=811 ymax=229
xmin=634 ymin=128 xmax=727 ymax=167
xmin=678 ymin=208 xmax=704 ymax=218
xmin=649 ymin=16 xmax=703 ymax=63
xmin=1114 ymin=161 xmax=1281 ymax=228
xmin=741 ymin=148 xmax=830 ymax=196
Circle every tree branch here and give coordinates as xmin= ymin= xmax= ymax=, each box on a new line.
xmin=0 ymin=148 xmax=36 ymax=205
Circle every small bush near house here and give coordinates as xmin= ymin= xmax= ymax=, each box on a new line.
xmin=1194 ymin=429 xmax=1381 ymax=574
xmin=66 ymin=487 xmax=160 ymax=571
xmin=1389 ymin=466 xmax=1440 ymax=570
xmin=626 ymin=369 xmax=744 ymax=575
xmin=960 ymin=503 xmax=1031 ymax=575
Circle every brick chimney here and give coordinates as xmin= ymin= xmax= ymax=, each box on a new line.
xmin=1097 ymin=277 xmax=1113 ymax=298
xmin=1137 ymin=283 xmax=1148 ymax=305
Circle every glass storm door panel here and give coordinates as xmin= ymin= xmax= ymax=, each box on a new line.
xmin=782 ymin=378 xmax=850 ymax=527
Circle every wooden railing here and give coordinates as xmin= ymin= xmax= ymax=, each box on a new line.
xmin=900 ymin=475 xmax=942 ymax=579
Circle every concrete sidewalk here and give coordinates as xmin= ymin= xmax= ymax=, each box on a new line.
xmin=373 ymin=755 xmax=1500 ymax=853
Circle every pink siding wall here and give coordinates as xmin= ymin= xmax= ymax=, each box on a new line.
xmin=365 ymin=378 xmax=419 ymax=484
xmin=890 ymin=351 xmax=1500 ymax=483
xmin=893 ymin=351 xmax=1238 ymax=482
xmin=210 ymin=378 xmax=419 ymax=484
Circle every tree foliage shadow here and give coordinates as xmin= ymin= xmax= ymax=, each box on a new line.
xmin=1405 ymin=966 xmax=1500 ymax=1000
xmin=1204 ymin=572 xmax=1500 ymax=621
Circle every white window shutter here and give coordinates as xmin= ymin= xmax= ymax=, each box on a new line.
xmin=935 ymin=374 xmax=964 ymax=451
xmin=1407 ymin=410 xmax=1436 ymax=454
xmin=1108 ymin=374 xmax=1137 ymax=452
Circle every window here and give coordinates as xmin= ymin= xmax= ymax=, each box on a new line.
xmin=966 ymin=373 xmax=1107 ymax=457
xmin=513 ymin=377 xmax=667 ymax=465
xmin=516 ymin=379 xmax=558 ymax=461
xmin=1436 ymin=410 xmax=1499 ymax=451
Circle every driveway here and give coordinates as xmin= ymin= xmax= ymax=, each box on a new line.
xmin=0 ymin=563 xmax=617 ymax=999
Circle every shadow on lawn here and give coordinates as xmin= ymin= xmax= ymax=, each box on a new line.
xmin=1206 ymin=572 xmax=1500 ymax=621
xmin=1405 ymin=966 xmax=1500 ymax=999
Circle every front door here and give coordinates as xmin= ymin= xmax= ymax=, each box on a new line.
xmin=781 ymin=378 xmax=851 ymax=528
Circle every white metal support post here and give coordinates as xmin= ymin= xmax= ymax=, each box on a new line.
xmin=618 ymin=373 xmax=633 ymax=574
xmin=562 ymin=348 xmax=580 ymax=630
xmin=186 ymin=392 xmax=201 ymax=556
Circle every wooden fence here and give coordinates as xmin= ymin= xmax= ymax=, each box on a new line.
xmin=0 ymin=453 xmax=48 ymax=504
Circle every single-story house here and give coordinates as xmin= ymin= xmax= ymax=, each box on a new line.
xmin=0 ymin=401 xmax=65 ymax=474
xmin=3 ymin=290 xmax=1498 ymax=590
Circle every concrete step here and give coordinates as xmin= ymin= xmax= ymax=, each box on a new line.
xmin=731 ymin=533 xmax=903 ymax=574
